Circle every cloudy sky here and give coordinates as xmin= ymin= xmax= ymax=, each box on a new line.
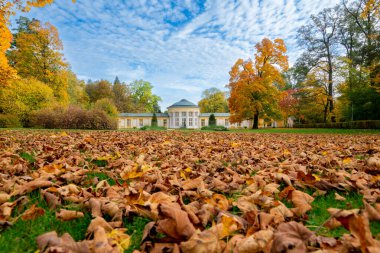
xmin=13 ymin=0 xmax=340 ymax=110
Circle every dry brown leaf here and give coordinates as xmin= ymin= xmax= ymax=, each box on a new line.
xmin=271 ymin=222 xmax=314 ymax=253
xmin=56 ymin=209 xmax=84 ymax=221
xmin=237 ymin=229 xmax=274 ymax=253
xmin=334 ymin=192 xmax=346 ymax=201
xmin=156 ymin=202 xmax=196 ymax=240
xmin=36 ymin=231 xmax=91 ymax=253
xmin=290 ymin=190 xmax=314 ymax=216
xmin=21 ymin=204 xmax=45 ymax=220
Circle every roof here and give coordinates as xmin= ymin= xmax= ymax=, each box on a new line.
xmin=200 ymin=113 xmax=230 ymax=117
xmin=119 ymin=113 xmax=169 ymax=117
xmin=168 ymin=99 xmax=198 ymax=108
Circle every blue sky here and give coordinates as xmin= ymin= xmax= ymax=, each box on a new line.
xmin=12 ymin=0 xmax=340 ymax=110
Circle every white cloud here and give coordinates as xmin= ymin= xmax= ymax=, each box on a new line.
xmin=13 ymin=0 xmax=341 ymax=110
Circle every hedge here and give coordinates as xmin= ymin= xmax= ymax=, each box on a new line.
xmin=201 ymin=125 xmax=228 ymax=131
xmin=294 ymin=120 xmax=380 ymax=129
xmin=0 ymin=114 xmax=22 ymax=128
xmin=30 ymin=106 xmax=117 ymax=130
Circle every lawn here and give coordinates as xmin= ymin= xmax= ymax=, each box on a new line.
xmin=0 ymin=130 xmax=379 ymax=252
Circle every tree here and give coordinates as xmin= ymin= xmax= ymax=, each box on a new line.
xmin=66 ymin=70 xmax=89 ymax=107
xmin=228 ymin=38 xmax=288 ymax=129
xmin=198 ymin=88 xmax=229 ymax=113
xmin=0 ymin=77 xmax=54 ymax=124
xmin=208 ymin=114 xmax=216 ymax=126
xmin=129 ymin=80 xmax=162 ymax=113
xmin=151 ymin=113 xmax=158 ymax=127
xmin=279 ymin=89 xmax=298 ymax=125
xmin=7 ymin=17 xmax=69 ymax=103
xmin=94 ymin=98 xmax=118 ymax=117
xmin=112 ymin=76 xmax=132 ymax=112
xmin=297 ymin=7 xmax=340 ymax=121
xmin=0 ymin=0 xmax=74 ymax=86
xmin=86 ymin=80 xmax=114 ymax=103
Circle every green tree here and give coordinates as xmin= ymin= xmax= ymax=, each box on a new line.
xmin=208 ymin=114 xmax=216 ymax=126
xmin=66 ymin=70 xmax=89 ymax=107
xmin=129 ymin=80 xmax=161 ymax=112
xmin=198 ymin=88 xmax=229 ymax=113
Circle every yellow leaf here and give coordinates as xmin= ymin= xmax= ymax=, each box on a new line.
xmin=107 ymin=229 xmax=131 ymax=251
xmin=180 ymin=170 xmax=188 ymax=180
xmin=321 ymin=151 xmax=327 ymax=156
xmin=231 ymin=142 xmax=239 ymax=148
xmin=342 ymin=157 xmax=352 ymax=165
xmin=184 ymin=167 xmax=192 ymax=173
xmin=312 ymin=174 xmax=321 ymax=181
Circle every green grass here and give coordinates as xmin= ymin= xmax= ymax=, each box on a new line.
xmin=19 ymin=152 xmax=36 ymax=164
xmin=226 ymin=128 xmax=380 ymax=134
xmin=306 ymin=191 xmax=380 ymax=238
xmin=123 ymin=216 xmax=151 ymax=253
xmin=86 ymin=171 xmax=117 ymax=186
xmin=0 ymin=192 xmax=91 ymax=253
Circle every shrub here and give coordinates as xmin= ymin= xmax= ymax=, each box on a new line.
xmin=140 ymin=125 xmax=166 ymax=131
xmin=201 ymin=125 xmax=228 ymax=131
xmin=294 ymin=120 xmax=380 ymax=129
xmin=208 ymin=114 xmax=216 ymax=126
xmin=30 ymin=105 xmax=117 ymax=130
xmin=0 ymin=114 xmax=22 ymax=128
xmin=151 ymin=113 xmax=158 ymax=127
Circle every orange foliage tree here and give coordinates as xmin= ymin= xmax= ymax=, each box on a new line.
xmin=0 ymin=0 xmax=74 ymax=86
xmin=227 ymin=38 xmax=289 ymax=128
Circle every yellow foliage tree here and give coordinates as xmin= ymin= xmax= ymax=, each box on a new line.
xmin=227 ymin=38 xmax=288 ymax=128
xmin=8 ymin=19 xmax=69 ymax=103
xmin=0 ymin=0 xmax=74 ymax=86
xmin=0 ymin=77 xmax=55 ymax=122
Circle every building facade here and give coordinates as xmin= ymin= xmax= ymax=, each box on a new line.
xmin=118 ymin=98 xmax=281 ymax=129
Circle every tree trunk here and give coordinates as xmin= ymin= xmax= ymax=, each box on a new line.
xmin=252 ymin=113 xmax=259 ymax=129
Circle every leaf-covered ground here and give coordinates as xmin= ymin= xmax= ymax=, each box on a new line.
xmin=0 ymin=130 xmax=379 ymax=253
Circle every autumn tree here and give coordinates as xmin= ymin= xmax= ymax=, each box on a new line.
xmin=228 ymin=38 xmax=288 ymax=129
xmin=0 ymin=0 xmax=74 ymax=86
xmin=85 ymin=80 xmax=114 ymax=103
xmin=198 ymin=88 xmax=229 ymax=113
xmin=8 ymin=17 xmax=69 ymax=103
xmin=0 ymin=77 xmax=54 ymax=124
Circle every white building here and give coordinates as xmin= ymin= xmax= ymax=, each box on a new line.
xmin=118 ymin=99 xmax=253 ymax=129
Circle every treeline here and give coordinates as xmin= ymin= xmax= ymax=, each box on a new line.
xmin=0 ymin=17 xmax=161 ymax=129
xmin=287 ymin=0 xmax=379 ymax=124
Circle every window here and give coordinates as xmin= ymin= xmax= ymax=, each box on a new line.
xmin=163 ymin=119 xmax=167 ymax=127
xmin=201 ymin=119 xmax=205 ymax=127
xmin=182 ymin=118 xmax=186 ymax=127
xmin=139 ymin=119 xmax=143 ymax=127
xmin=189 ymin=112 xmax=193 ymax=117
xmin=182 ymin=112 xmax=186 ymax=117
xmin=195 ymin=118 xmax=198 ymax=126
xmin=189 ymin=118 xmax=193 ymax=126
xmin=225 ymin=119 xmax=229 ymax=126
xmin=127 ymin=119 xmax=131 ymax=127
xmin=175 ymin=112 xmax=179 ymax=117
xmin=237 ymin=122 xmax=241 ymax=127
xmin=175 ymin=118 xmax=179 ymax=126
xmin=195 ymin=112 xmax=198 ymax=117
